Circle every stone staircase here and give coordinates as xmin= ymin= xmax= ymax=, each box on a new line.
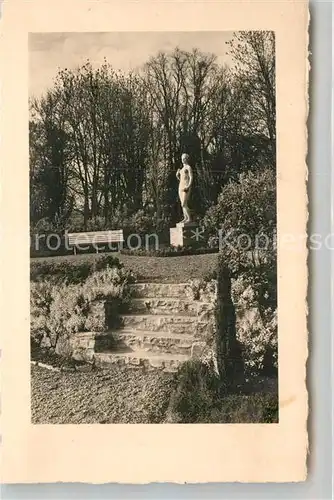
xmin=74 ymin=282 xmax=216 ymax=373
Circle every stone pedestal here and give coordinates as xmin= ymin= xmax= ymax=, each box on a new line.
xmin=170 ymin=221 xmax=202 ymax=248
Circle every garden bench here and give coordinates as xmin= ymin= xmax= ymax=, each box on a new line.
xmin=67 ymin=230 xmax=124 ymax=255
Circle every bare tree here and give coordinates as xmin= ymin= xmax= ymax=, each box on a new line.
xmin=227 ymin=31 xmax=276 ymax=165
xmin=29 ymin=92 xmax=73 ymax=228
xmin=29 ymin=40 xmax=276 ymax=230
xmin=143 ymin=48 xmax=223 ymax=217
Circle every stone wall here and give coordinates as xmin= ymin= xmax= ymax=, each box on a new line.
xmin=184 ymin=279 xmax=218 ymax=370
xmin=54 ymin=280 xmax=221 ymax=372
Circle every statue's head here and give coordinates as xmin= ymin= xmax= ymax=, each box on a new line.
xmin=181 ymin=153 xmax=190 ymax=165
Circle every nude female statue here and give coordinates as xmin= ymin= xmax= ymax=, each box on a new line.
xmin=176 ymin=153 xmax=193 ymax=223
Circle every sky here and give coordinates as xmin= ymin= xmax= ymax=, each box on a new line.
xmin=29 ymin=31 xmax=234 ymax=98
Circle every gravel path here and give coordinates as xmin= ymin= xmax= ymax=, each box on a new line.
xmin=31 ymin=364 xmax=176 ymax=424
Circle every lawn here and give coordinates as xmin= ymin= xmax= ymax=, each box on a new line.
xmin=31 ymin=251 xmax=219 ymax=282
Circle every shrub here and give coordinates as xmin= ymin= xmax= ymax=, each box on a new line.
xmin=30 ymin=281 xmax=55 ymax=348
xmin=165 ymin=359 xmax=278 ymax=423
xmin=85 ymin=216 xmax=109 ymax=232
xmin=95 ymin=254 xmax=121 ymax=269
xmin=204 ymin=169 xmax=277 ymax=380
xmin=48 ymin=283 xmax=88 ymax=348
xmin=31 ymin=281 xmax=88 ymax=350
xmin=82 ymin=267 xmax=134 ymax=302
xmin=65 ymin=208 xmax=171 ymax=238
xmin=130 ymin=209 xmax=156 ymax=235
xmin=206 ymin=393 xmax=278 ymax=423
xmin=30 ymin=217 xmax=59 ymax=234
xmin=30 ymin=264 xmax=134 ymax=355
xmin=30 ymin=254 xmax=122 ymax=284
xmin=166 ymin=360 xmax=222 ymax=423
xmin=120 ymin=246 xmax=219 ymax=257
xmin=205 ymin=169 xmax=277 ymax=312
xmin=203 ymin=168 xmax=276 ymax=252
xmin=232 ymin=275 xmax=278 ymax=377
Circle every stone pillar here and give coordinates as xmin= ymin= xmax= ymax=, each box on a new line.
xmin=170 ymin=221 xmax=204 ymax=248
xmin=216 ymin=264 xmax=244 ymax=388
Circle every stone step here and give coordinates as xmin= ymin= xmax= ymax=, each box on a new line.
xmin=128 ymin=282 xmax=190 ymax=299
xmin=119 ymin=313 xmax=198 ymax=335
xmin=126 ymin=297 xmax=213 ymax=316
xmin=94 ymin=350 xmax=190 ymax=372
xmin=106 ymin=329 xmax=195 ymax=355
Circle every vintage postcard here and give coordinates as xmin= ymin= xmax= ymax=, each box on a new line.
xmin=0 ymin=0 xmax=309 ymax=484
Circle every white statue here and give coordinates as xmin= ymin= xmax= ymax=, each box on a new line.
xmin=176 ymin=153 xmax=193 ymax=224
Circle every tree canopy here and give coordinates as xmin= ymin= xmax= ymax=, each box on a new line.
xmin=30 ymin=31 xmax=276 ymax=232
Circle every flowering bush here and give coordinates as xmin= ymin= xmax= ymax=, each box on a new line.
xmin=82 ymin=267 xmax=135 ymax=302
xmin=232 ymin=276 xmax=277 ymax=376
xmin=30 ymin=281 xmax=55 ymax=347
xmin=203 ymin=168 xmax=276 ymax=250
xmin=203 ymin=168 xmax=277 ymax=311
xmin=48 ymin=284 xmax=87 ymax=348
xmin=30 ymin=265 xmax=134 ymax=354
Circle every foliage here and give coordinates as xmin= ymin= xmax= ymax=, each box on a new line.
xmin=30 ymin=62 xmax=151 ymax=227
xmin=119 ymin=245 xmax=219 ymax=257
xmin=205 ymin=392 xmax=278 ymax=423
xmin=30 ymin=34 xmax=276 ymax=230
xmin=29 ymin=98 xmax=73 ymax=226
xmin=30 ymin=280 xmax=88 ymax=350
xmin=30 ymin=265 xmax=133 ymax=352
xmin=204 ymin=167 xmax=277 ymax=317
xmin=30 ymin=281 xmax=55 ymax=347
xmin=82 ymin=267 xmax=135 ymax=302
xmin=30 ymin=254 xmax=122 ymax=284
xmin=166 ymin=359 xmax=278 ymax=423
xmin=185 ymin=278 xmax=217 ymax=302
xmin=166 ymin=360 xmax=222 ymax=423
xmin=64 ymin=208 xmax=170 ymax=236
xmin=47 ymin=283 xmax=88 ymax=347
xmin=232 ymin=276 xmax=278 ymax=376
xmin=204 ymin=167 xmax=276 ymax=253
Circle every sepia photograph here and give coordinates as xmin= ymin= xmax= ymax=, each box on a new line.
xmin=29 ymin=31 xmax=278 ymax=425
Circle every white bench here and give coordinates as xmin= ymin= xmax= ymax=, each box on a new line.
xmin=67 ymin=230 xmax=124 ymax=255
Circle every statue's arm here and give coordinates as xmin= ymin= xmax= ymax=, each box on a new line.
xmin=185 ymin=166 xmax=193 ymax=190
xmin=176 ymin=169 xmax=181 ymax=180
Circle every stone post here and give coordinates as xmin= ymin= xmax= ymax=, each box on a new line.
xmin=216 ymin=263 xmax=244 ymax=390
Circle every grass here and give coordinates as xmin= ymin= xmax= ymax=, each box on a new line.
xmin=31 ymin=251 xmax=219 ymax=283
